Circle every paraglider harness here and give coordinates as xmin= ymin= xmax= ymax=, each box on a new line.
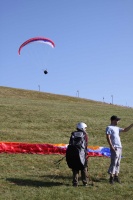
xmin=54 ymin=132 xmax=94 ymax=185
xmin=66 ymin=130 xmax=88 ymax=170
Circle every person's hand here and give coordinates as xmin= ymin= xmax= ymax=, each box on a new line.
xmin=110 ymin=145 xmax=116 ymax=151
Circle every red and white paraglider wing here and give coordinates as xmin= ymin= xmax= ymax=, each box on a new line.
xmin=18 ymin=37 xmax=55 ymax=55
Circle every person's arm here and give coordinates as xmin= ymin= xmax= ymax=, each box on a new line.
xmin=85 ymin=132 xmax=88 ymax=147
xmin=69 ymin=133 xmax=73 ymax=144
xmin=121 ymin=123 xmax=133 ymax=132
xmin=106 ymin=134 xmax=115 ymax=151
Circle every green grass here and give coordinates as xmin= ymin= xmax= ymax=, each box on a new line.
xmin=0 ymin=86 xmax=133 ymax=200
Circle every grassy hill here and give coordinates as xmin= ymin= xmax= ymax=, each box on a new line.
xmin=0 ymin=86 xmax=133 ymax=200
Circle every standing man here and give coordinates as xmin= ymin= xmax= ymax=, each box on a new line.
xmin=106 ymin=115 xmax=133 ymax=184
xmin=66 ymin=122 xmax=89 ymax=187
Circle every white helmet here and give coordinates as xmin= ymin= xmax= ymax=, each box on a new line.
xmin=76 ymin=122 xmax=87 ymax=131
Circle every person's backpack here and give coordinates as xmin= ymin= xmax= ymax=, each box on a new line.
xmin=66 ymin=131 xmax=87 ymax=170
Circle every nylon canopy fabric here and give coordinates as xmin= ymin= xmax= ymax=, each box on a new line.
xmin=18 ymin=37 xmax=55 ymax=55
xmin=0 ymin=142 xmax=111 ymax=157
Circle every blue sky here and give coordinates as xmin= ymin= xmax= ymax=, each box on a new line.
xmin=0 ymin=0 xmax=133 ymax=107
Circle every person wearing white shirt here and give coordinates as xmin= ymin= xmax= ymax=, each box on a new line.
xmin=106 ymin=115 xmax=133 ymax=184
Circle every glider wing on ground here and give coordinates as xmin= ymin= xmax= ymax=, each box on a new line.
xmin=0 ymin=142 xmax=111 ymax=157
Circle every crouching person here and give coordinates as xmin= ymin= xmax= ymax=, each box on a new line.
xmin=66 ymin=122 xmax=89 ymax=187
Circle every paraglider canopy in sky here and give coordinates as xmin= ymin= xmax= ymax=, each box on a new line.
xmin=18 ymin=37 xmax=55 ymax=55
xmin=18 ymin=37 xmax=55 ymax=74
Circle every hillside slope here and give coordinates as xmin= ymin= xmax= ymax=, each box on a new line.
xmin=0 ymin=86 xmax=133 ymax=145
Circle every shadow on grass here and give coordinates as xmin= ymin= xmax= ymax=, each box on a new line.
xmin=90 ymin=177 xmax=107 ymax=183
xmin=33 ymin=174 xmax=107 ymax=184
xmin=6 ymin=178 xmax=67 ymax=187
xmin=6 ymin=175 xmax=107 ymax=187
xmin=40 ymin=174 xmax=72 ymax=180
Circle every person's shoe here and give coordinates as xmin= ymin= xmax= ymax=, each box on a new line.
xmin=73 ymin=183 xmax=78 ymax=187
xmin=109 ymin=176 xmax=114 ymax=184
xmin=83 ymin=183 xmax=88 ymax=187
xmin=114 ymin=176 xmax=121 ymax=184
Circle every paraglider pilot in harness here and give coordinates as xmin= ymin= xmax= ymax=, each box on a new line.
xmin=44 ymin=69 xmax=48 ymax=74
xmin=66 ymin=122 xmax=89 ymax=186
